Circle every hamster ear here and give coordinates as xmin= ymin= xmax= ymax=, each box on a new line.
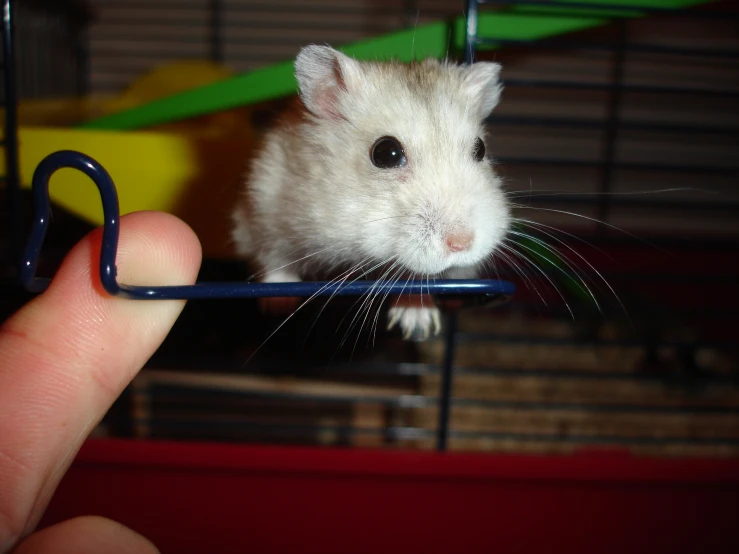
xmin=295 ymin=45 xmax=361 ymax=120
xmin=462 ymin=62 xmax=503 ymax=118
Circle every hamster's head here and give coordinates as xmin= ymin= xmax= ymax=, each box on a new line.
xmin=295 ymin=45 xmax=510 ymax=277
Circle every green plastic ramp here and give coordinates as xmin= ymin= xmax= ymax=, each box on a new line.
xmin=79 ymin=0 xmax=712 ymax=132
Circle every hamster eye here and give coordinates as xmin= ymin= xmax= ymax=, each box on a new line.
xmin=370 ymin=136 xmax=407 ymax=169
xmin=473 ymin=137 xmax=486 ymax=162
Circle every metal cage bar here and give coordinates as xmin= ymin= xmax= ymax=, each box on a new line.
xmin=1 ymin=0 xmax=21 ymax=273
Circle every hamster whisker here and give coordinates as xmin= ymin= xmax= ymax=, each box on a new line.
xmin=513 ymin=218 xmax=615 ymax=262
xmin=509 ymin=203 xmax=668 ymax=254
xmin=374 ymin=266 xmax=420 ymax=343
xmin=327 ymin=258 xmax=398 ymax=362
xmin=303 ymin=257 xmax=374 ymax=348
xmin=505 ymin=187 xmax=704 ymax=198
xmin=242 ymin=234 xmax=325 ymax=278
xmin=348 ymin=263 xmax=393 ymax=353
xmin=369 ymin=264 xmax=407 ymax=348
xmin=363 ymin=215 xmax=409 ymax=225
xmin=336 ymin=258 xmax=398 ymax=346
xmin=252 ymin=247 xmax=332 ymax=281
xmin=487 ymin=252 xmax=504 ymax=284
xmin=495 ymin=246 xmax=552 ymax=313
xmin=512 ymin=220 xmax=629 ymax=320
xmin=357 ymin=262 xmax=402 ymax=352
xmin=499 ymin=241 xmax=576 ymax=319
xmin=325 ymin=258 xmax=398 ymax=360
xmin=506 ymin=231 xmax=601 ymax=315
xmin=423 ymin=273 xmax=433 ymax=312
xmin=244 ymin=261 xmax=377 ymax=366
xmin=410 ymin=7 xmax=420 ymax=60
xmin=343 ymin=260 xmax=401 ymax=355
xmin=492 ymin=246 xmax=550 ymax=309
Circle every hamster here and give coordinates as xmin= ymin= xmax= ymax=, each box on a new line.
xmin=231 ymin=45 xmax=510 ymax=340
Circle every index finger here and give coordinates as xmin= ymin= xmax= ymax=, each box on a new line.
xmin=0 ymin=211 xmax=202 ymax=550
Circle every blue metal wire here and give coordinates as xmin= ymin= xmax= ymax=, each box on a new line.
xmin=20 ymin=150 xmax=515 ymax=303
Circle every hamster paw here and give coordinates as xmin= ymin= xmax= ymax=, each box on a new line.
xmin=259 ymin=296 xmax=301 ymax=315
xmin=387 ymin=305 xmax=442 ymax=341
xmin=258 ymin=269 xmax=301 ymax=315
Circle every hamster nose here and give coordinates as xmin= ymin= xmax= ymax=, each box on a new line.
xmin=445 ymin=231 xmax=474 ymax=253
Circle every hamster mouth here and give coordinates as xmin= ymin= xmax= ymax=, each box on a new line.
xmin=372 ymin=266 xmax=445 ymax=283
xmin=399 ymin=247 xmax=483 ymax=277
xmin=400 ymin=269 xmax=442 ymax=280
xmin=396 ymin=260 xmax=463 ymax=279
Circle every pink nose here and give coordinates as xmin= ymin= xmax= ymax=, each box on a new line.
xmin=445 ymin=231 xmax=474 ymax=253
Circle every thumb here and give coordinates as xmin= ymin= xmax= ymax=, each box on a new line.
xmin=0 ymin=211 xmax=201 ymax=549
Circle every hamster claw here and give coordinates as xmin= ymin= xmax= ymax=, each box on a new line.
xmin=386 ymin=306 xmax=442 ymax=342
xmin=387 ymin=308 xmax=403 ymax=331
xmin=432 ymin=308 xmax=442 ymax=335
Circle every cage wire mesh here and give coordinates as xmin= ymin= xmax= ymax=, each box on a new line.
xmin=4 ymin=0 xmax=739 ymax=456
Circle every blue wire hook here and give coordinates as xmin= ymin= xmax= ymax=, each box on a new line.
xmin=21 ymin=150 xmax=515 ymax=304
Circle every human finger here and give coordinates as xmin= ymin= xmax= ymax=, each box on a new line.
xmin=0 ymin=211 xmax=201 ymax=550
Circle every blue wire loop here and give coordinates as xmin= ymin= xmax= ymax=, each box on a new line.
xmin=21 ymin=151 xmax=515 ymax=305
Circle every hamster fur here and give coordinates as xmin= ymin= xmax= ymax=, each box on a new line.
xmin=232 ymin=45 xmax=510 ymax=340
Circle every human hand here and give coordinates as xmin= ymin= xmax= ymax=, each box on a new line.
xmin=0 ymin=212 xmax=202 ymax=553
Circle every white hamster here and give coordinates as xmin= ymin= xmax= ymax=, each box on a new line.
xmin=232 ymin=45 xmax=510 ymax=340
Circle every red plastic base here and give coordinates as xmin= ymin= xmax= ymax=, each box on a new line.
xmin=40 ymin=438 xmax=739 ymax=553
